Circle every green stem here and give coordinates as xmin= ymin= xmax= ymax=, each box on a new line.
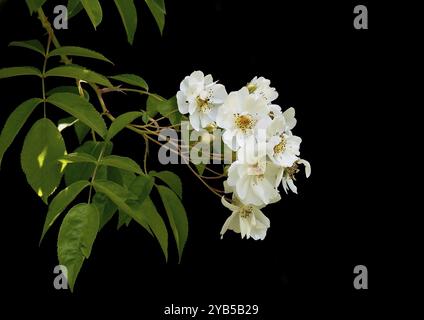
xmin=37 ymin=8 xmax=71 ymax=64
xmin=88 ymin=145 xmax=106 ymax=204
xmin=143 ymin=136 xmax=149 ymax=174
xmin=41 ymin=33 xmax=52 ymax=118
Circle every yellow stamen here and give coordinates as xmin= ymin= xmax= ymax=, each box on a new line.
xmin=235 ymin=114 xmax=255 ymax=132
xmin=273 ymin=136 xmax=287 ymax=154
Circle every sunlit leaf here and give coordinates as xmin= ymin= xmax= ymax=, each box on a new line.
xmin=21 ymin=118 xmax=67 ymax=203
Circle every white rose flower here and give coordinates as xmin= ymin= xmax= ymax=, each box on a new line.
xmin=267 ymin=132 xmax=302 ymax=167
xmin=177 ymin=71 xmax=227 ymax=131
xmin=220 ymin=197 xmax=270 ymax=240
xmin=246 ymin=76 xmax=278 ymax=103
xmin=216 ymin=87 xmax=271 ymax=151
xmin=277 ymin=159 xmax=311 ymax=194
xmin=226 ymin=153 xmax=281 ymax=206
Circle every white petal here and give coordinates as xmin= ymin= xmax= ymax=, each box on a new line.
xmin=239 ymin=215 xmax=248 ymax=239
xmin=220 ymin=212 xmax=237 ymax=238
xmin=287 ymin=178 xmax=298 ymax=194
xmin=210 ymin=84 xmax=227 ymax=104
xmin=177 ymin=91 xmax=189 ymax=114
xmin=253 ymin=208 xmax=270 ymax=228
xmin=204 ymin=74 xmax=213 ymax=85
xmin=200 ymin=112 xmax=212 ymax=128
xmin=189 ymin=112 xmax=201 ymax=131
xmin=222 ymin=129 xmax=237 ymax=150
xmin=282 ymin=107 xmax=297 ymax=131
xmin=279 ymin=152 xmax=298 ymax=167
xmin=221 ymin=196 xmax=239 ymax=212
xmin=299 ymin=159 xmax=311 ymax=178
xmin=236 ymin=176 xmax=250 ymax=201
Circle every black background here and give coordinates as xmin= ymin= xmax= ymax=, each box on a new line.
xmin=0 ymin=0 xmax=403 ymax=318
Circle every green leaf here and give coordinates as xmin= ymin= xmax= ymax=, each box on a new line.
xmin=150 ymin=170 xmax=182 ymax=198
xmin=21 ymin=119 xmax=67 ymax=203
xmin=117 ymin=211 xmax=132 ymax=229
xmin=100 ymin=155 xmax=143 ymax=174
xmin=145 ymin=0 xmax=165 ymax=34
xmin=9 ymin=40 xmax=45 ymax=56
xmin=47 ymin=93 xmax=107 ymax=138
xmin=45 ymin=65 xmax=112 ymax=87
xmin=106 ymin=111 xmax=143 ymax=141
xmin=60 ymin=152 xmax=98 ymax=165
xmin=113 ymin=0 xmax=138 ymax=45
xmin=129 ymin=175 xmax=154 ymax=204
xmin=133 ymin=196 xmax=168 ymax=260
xmin=81 ymin=0 xmax=103 ymax=29
xmin=40 ymin=180 xmax=90 ymax=243
xmin=47 ymin=86 xmax=90 ymax=101
xmin=92 ymin=192 xmax=118 ymax=230
xmin=75 ymin=121 xmax=90 ymax=144
xmin=26 ymin=0 xmax=47 ymax=12
xmin=92 ymin=179 xmax=151 ymax=233
xmin=147 ymin=95 xmax=180 ymax=125
xmin=126 ymin=175 xmax=168 ymax=259
xmin=68 ymin=0 xmax=84 ymax=19
xmin=0 ymin=98 xmax=42 ymax=168
xmin=146 ymin=96 xmax=159 ymax=118
xmin=48 ymin=46 xmax=113 ymax=64
xmin=157 ymin=185 xmax=188 ymax=262
xmin=110 ymin=74 xmax=148 ymax=90
xmin=152 ymin=0 xmax=165 ymax=13
xmin=0 ymin=66 xmax=41 ymax=79
xmin=58 ymin=203 xmax=99 ymax=291
xmin=195 ymin=163 xmax=206 ymax=175
xmin=64 ymin=141 xmax=112 ymax=186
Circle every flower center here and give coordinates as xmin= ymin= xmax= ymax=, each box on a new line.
xmin=247 ymin=83 xmax=257 ymax=94
xmin=196 ymin=96 xmax=210 ymax=112
xmin=240 ymin=206 xmax=253 ymax=218
xmin=235 ymin=114 xmax=255 ymax=132
xmin=286 ymin=162 xmax=300 ymax=180
xmin=273 ymin=136 xmax=287 ymax=154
